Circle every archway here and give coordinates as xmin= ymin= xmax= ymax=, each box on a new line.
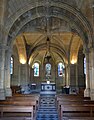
xmin=2 ymin=1 xmax=93 ymax=97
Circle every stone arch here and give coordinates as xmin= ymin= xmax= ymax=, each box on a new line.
xmin=5 ymin=1 xmax=93 ymax=50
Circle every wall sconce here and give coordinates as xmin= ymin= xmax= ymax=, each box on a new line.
xmin=19 ymin=58 xmax=26 ymax=64
xmin=71 ymin=59 xmax=77 ymax=64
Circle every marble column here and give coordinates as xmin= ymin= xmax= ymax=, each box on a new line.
xmin=0 ymin=47 xmax=6 ymax=100
xmin=4 ymin=49 xmax=12 ymax=97
xmin=84 ymin=50 xmax=90 ymax=97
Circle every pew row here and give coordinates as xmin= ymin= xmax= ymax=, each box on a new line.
xmin=57 ymin=100 xmax=94 ymax=111
xmin=0 ymin=106 xmax=33 ymax=120
xmin=6 ymin=95 xmax=40 ymax=110
xmin=60 ymin=104 xmax=94 ymax=120
xmin=63 ymin=117 xmax=94 ymax=120
xmin=56 ymin=94 xmax=90 ymax=101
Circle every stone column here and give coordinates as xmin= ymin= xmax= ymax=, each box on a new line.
xmin=89 ymin=48 xmax=94 ymax=100
xmin=18 ymin=64 xmax=21 ymax=86
xmin=0 ymin=47 xmax=6 ymax=100
xmin=65 ymin=64 xmax=70 ymax=86
xmin=19 ymin=64 xmax=30 ymax=85
xmin=0 ymin=0 xmax=8 ymax=99
xmin=76 ymin=63 xmax=78 ymax=88
xmin=84 ymin=50 xmax=90 ymax=97
xmin=4 ymin=49 xmax=12 ymax=97
xmin=69 ymin=63 xmax=78 ymax=94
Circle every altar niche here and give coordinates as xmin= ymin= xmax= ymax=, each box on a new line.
xmin=41 ymin=83 xmax=56 ymax=95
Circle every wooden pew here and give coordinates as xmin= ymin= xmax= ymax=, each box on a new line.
xmin=13 ymin=93 xmax=40 ymax=97
xmin=6 ymin=95 xmax=40 ymax=109
xmin=56 ymin=94 xmax=94 ymax=120
xmin=0 ymin=94 xmax=40 ymax=119
xmin=0 ymin=96 xmax=38 ymax=119
xmin=0 ymin=100 xmax=37 ymax=117
xmin=0 ymin=117 xmax=32 ymax=120
xmin=57 ymin=100 xmax=94 ymax=111
xmin=7 ymin=95 xmax=39 ymax=102
xmin=60 ymin=104 xmax=94 ymax=120
xmin=56 ymin=94 xmax=90 ymax=101
xmin=63 ymin=117 xmax=94 ymax=120
xmin=0 ymin=106 xmax=33 ymax=120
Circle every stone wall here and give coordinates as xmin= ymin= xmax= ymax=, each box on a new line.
xmin=11 ymin=45 xmax=85 ymax=93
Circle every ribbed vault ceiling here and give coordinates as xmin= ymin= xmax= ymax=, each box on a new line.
xmin=9 ymin=0 xmax=92 ymax=65
xmin=15 ymin=32 xmax=82 ymax=65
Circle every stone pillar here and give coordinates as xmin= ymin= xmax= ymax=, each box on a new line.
xmin=4 ymin=49 xmax=12 ymax=97
xmin=0 ymin=47 xmax=6 ymax=100
xmin=70 ymin=63 xmax=78 ymax=93
xmin=65 ymin=64 xmax=70 ymax=86
xmin=18 ymin=64 xmax=21 ymax=86
xmin=19 ymin=64 xmax=30 ymax=85
xmin=84 ymin=50 xmax=90 ymax=97
xmin=76 ymin=63 xmax=78 ymax=88
xmin=0 ymin=0 xmax=8 ymax=99
xmin=89 ymin=48 xmax=94 ymax=100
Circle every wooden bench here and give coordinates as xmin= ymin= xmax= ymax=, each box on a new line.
xmin=13 ymin=93 xmax=40 ymax=97
xmin=63 ymin=117 xmax=94 ymax=120
xmin=6 ymin=95 xmax=39 ymax=110
xmin=60 ymin=104 xmax=94 ymax=120
xmin=56 ymin=94 xmax=90 ymax=101
xmin=0 ymin=100 xmax=36 ymax=113
xmin=0 ymin=117 xmax=32 ymax=120
xmin=57 ymin=100 xmax=94 ymax=111
xmin=7 ymin=95 xmax=39 ymax=104
xmin=0 ymin=106 xmax=33 ymax=119
xmin=0 ymin=99 xmax=37 ymax=119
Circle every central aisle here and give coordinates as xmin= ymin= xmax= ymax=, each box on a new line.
xmin=36 ymin=95 xmax=59 ymax=120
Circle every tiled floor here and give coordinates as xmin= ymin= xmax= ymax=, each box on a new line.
xmin=36 ymin=95 xmax=59 ymax=120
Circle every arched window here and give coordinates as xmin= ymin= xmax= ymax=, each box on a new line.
xmin=84 ymin=57 xmax=86 ymax=75
xmin=45 ymin=63 xmax=51 ymax=77
xmin=58 ymin=63 xmax=65 ymax=76
xmin=33 ymin=63 xmax=39 ymax=77
xmin=10 ymin=57 xmax=13 ymax=74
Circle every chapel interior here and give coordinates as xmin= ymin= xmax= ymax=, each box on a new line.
xmin=0 ymin=0 xmax=94 ymax=120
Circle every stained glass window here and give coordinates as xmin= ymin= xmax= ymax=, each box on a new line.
xmin=10 ymin=57 xmax=13 ymax=74
xmin=58 ymin=63 xmax=65 ymax=76
xmin=33 ymin=63 xmax=39 ymax=76
xmin=45 ymin=63 xmax=51 ymax=76
xmin=84 ymin=57 xmax=86 ymax=74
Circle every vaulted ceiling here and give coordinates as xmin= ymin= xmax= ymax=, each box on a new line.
xmin=6 ymin=0 xmax=93 ymax=65
xmin=15 ymin=32 xmax=82 ymax=65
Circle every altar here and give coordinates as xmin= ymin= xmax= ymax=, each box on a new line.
xmin=40 ymin=82 xmax=56 ymax=95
